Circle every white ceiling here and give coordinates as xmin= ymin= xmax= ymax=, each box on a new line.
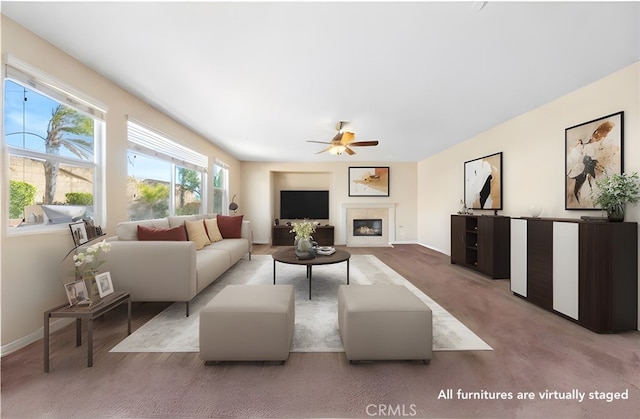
xmin=3 ymin=1 xmax=639 ymax=162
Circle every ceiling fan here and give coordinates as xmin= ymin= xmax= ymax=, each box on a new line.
xmin=307 ymin=121 xmax=379 ymax=155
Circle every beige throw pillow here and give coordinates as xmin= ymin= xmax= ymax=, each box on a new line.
xmin=204 ymin=218 xmax=223 ymax=242
xmin=185 ymin=219 xmax=211 ymax=250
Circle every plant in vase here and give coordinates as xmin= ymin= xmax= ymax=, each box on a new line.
xmin=591 ymin=172 xmax=640 ymax=221
xmin=73 ymin=240 xmax=111 ymax=298
xmin=290 ymin=220 xmax=318 ymax=259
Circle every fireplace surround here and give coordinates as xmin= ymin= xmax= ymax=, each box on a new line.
xmin=342 ymin=203 xmax=395 ymax=247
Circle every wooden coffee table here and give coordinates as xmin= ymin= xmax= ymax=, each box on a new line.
xmin=272 ymin=248 xmax=351 ymax=299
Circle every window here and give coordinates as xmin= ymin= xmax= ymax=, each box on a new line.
xmin=213 ymin=161 xmax=229 ymax=215
xmin=127 ymin=118 xmax=207 ymax=221
xmin=4 ymin=56 xmax=106 ymax=232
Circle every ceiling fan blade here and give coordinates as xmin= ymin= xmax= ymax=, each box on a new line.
xmin=345 ymin=146 xmax=356 ymax=155
xmin=331 ymin=132 xmax=343 ymax=144
xmin=307 ymin=140 xmax=333 ymax=144
xmin=349 ymin=140 xmax=379 ymax=147
xmin=315 ymin=146 xmax=333 ymax=154
xmin=340 ymin=131 xmax=355 ymax=145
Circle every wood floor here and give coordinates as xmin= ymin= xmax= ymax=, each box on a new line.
xmin=2 ymin=244 xmax=639 ymax=418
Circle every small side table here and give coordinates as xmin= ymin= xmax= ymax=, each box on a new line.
xmin=44 ymin=291 xmax=131 ymax=372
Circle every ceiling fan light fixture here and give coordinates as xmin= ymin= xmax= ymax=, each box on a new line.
xmin=329 ymin=145 xmax=346 ymax=155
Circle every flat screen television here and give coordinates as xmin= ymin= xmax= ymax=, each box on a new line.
xmin=280 ymin=190 xmax=329 ymax=220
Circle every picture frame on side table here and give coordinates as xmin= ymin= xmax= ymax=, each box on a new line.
xmin=69 ymin=221 xmax=88 ymax=247
xmin=348 ymin=167 xmax=390 ymax=197
xmin=95 ymin=272 xmax=114 ymax=298
xmin=64 ymin=280 xmax=90 ymax=306
xmin=464 ymin=152 xmax=503 ymax=210
xmin=565 ymin=111 xmax=624 ymax=209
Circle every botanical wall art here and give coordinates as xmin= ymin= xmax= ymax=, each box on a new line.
xmin=464 ymin=152 xmax=502 ymax=210
xmin=565 ymin=111 xmax=623 ymax=209
xmin=348 ymin=167 xmax=390 ymax=197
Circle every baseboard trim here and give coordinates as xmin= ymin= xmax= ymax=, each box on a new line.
xmin=417 ymin=242 xmax=448 ymax=256
xmin=1 ymin=318 xmax=73 ymax=357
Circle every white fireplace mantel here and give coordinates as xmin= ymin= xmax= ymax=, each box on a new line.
xmin=341 ymin=203 xmax=396 ymax=246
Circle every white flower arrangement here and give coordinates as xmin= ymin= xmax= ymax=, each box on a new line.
xmin=290 ymin=220 xmax=318 ymax=239
xmin=73 ymin=240 xmax=111 ymax=278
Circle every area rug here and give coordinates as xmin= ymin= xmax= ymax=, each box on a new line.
xmin=110 ymin=255 xmax=492 ymax=353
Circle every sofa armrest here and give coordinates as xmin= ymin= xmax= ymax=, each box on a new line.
xmin=101 ymin=240 xmax=197 ymax=302
xmin=241 ymin=220 xmax=253 ymax=253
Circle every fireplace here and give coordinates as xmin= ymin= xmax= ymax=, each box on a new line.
xmin=342 ymin=203 xmax=396 ymax=247
xmin=353 ymin=219 xmax=383 ymax=236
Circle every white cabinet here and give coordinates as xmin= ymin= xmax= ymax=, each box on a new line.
xmin=510 ymin=219 xmax=527 ymax=297
xmin=552 ymin=222 xmax=579 ymax=320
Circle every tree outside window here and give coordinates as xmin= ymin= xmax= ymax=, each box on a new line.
xmin=4 ymin=79 xmax=99 ymax=228
xmin=127 ymin=152 xmax=203 ymax=221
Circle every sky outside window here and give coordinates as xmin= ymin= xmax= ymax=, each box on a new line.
xmin=4 ymin=79 xmax=90 ymax=157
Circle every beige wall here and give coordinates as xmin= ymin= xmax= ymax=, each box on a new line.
xmin=2 ymin=14 xmax=638 ymax=350
xmin=0 ymin=17 xmax=242 ymax=350
xmin=418 ymin=62 xmax=640 ymax=327
xmin=240 ymin=162 xmax=418 ymax=245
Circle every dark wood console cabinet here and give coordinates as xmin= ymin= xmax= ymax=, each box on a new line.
xmin=510 ymin=218 xmax=638 ymax=333
xmin=450 ymin=215 xmax=510 ymax=279
xmin=272 ymin=225 xmax=334 ymax=246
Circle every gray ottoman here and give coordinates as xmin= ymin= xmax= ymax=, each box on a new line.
xmin=199 ymin=284 xmax=295 ymax=362
xmin=338 ymin=284 xmax=432 ymax=363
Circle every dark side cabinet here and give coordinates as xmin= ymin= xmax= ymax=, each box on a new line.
xmin=450 ymin=215 xmax=510 ymax=279
xmin=511 ymin=218 xmax=637 ymax=333
xmin=579 ymin=222 xmax=638 ymax=333
xmin=272 ymin=225 xmax=334 ymax=246
xmin=526 ymin=219 xmax=554 ymax=311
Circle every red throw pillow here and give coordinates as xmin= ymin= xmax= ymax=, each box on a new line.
xmin=137 ymin=225 xmax=187 ymax=241
xmin=216 ymin=215 xmax=244 ymax=238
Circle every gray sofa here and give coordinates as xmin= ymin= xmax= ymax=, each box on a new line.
xmin=103 ymin=214 xmax=252 ymax=316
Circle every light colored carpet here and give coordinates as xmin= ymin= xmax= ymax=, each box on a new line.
xmin=111 ymin=254 xmax=492 ymax=353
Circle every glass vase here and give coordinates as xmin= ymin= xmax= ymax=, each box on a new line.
xmin=83 ymin=271 xmax=100 ymax=300
xmin=294 ymin=237 xmax=316 ymax=260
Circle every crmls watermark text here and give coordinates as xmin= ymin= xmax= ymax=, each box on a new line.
xmin=366 ymin=404 xmax=417 ymax=417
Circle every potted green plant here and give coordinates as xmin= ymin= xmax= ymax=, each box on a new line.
xmin=592 ymin=172 xmax=640 ymax=221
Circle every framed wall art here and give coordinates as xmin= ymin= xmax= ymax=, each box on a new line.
xmin=348 ymin=167 xmax=390 ymax=197
xmin=565 ymin=111 xmax=623 ymax=209
xmin=464 ymin=152 xmax=502 ymax=210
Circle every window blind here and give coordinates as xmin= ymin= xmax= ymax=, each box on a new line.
xmin=127 ymin=117 xmax=208 ymax=173
xmin=4 ymin=54 xmax=107 ymax=121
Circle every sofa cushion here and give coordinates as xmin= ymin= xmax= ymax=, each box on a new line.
xmin=137 ymin=225 xmax=187 ymax=241
xmin=217 ymin=215 xmax=244 ymax=238
xmin=116 ymin=218 xmax=171 ymax=241
xmin=195 ymin=249 xmax=232 ymax=293
xmin=185 ymin=219 xmax=211 ymax=250
xmin=204 ymin=218 xmax=223 ymax=242
xmin=209 ymin=238 xmax=249 ymax=262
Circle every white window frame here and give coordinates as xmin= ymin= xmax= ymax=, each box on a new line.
xmin=127 ymin=117 xmax=208 ymax=219
xmin=3 ymin=55 xmax=107 ymax=236
xmin=213 ymin=160 xmax=230 ymax=215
